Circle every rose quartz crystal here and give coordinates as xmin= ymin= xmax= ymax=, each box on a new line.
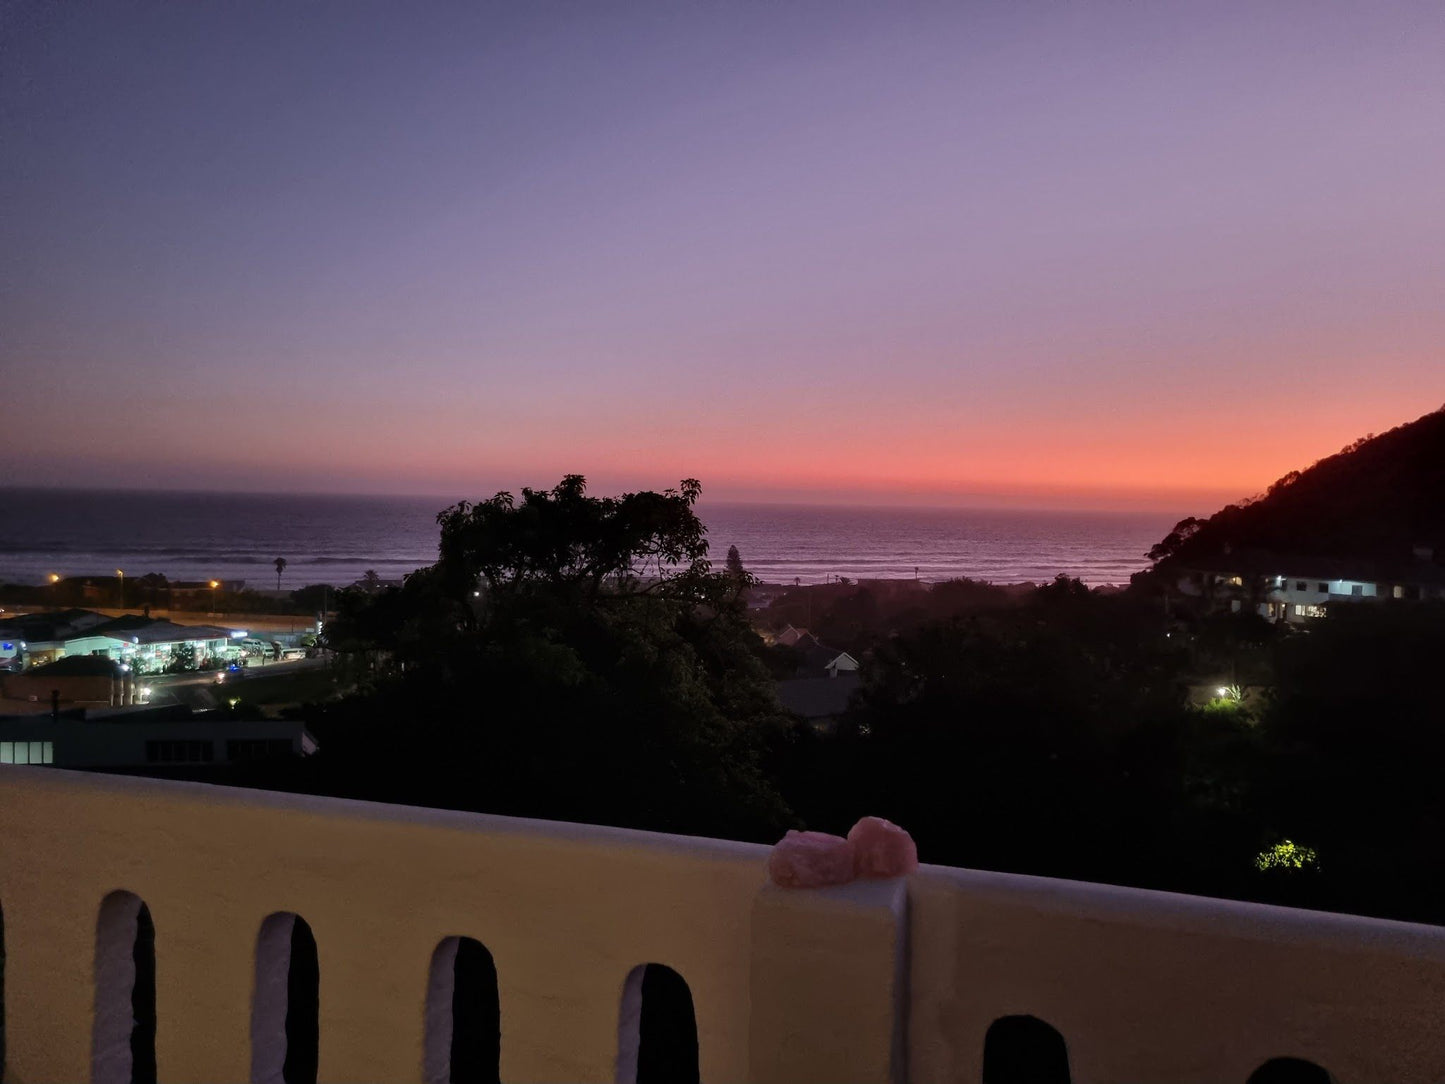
xmin=847 ymin=817 xmax=919 ymax=878
xmin=767 ymin=830 xmax=857 ymax=888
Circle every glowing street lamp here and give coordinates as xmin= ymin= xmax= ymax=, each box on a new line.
xmin=116 ymin=569 xmax=125 ymax=609
xmin=49 ymin=573 xmax=60 ymax=584
xmin=210 ymin=580 xmax=220 ymax=614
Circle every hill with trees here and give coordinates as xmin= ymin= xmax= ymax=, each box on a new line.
xmin=1148 ymin=406 xmax=1445 ymax=570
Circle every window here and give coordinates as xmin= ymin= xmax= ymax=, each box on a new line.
xmin=1318 ymin=582 xmax=1328 ymax=593
xmin=1295 ymin=581 xmax=1307 ymax=591
xmin=226 ymin=738 xmax=293 ymax=763
xmin=1351 ymin=584 xmax=1363 ymax=596
xmin=0 ymin=740 xmax=53 ymax=765
xmin=145 ymin=740 xmax=212 ymax=764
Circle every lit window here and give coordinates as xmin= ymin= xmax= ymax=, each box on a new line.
xmin=0 ymin=740 xmax=50 ymax=765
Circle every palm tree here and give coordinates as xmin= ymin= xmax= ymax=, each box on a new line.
xmin=274 ymin=557 xmax=287 ymax=591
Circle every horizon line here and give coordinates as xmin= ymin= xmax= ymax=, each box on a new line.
xmin=0 ymin=481 xmax=1225 ymax=518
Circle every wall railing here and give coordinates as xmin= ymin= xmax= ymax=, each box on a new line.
xmin=2 ymin=767 xmax=1443 ymax=1083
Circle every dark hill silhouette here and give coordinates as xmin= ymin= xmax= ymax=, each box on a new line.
xmin=1149 ymin=406 xmax=1445 ymax=569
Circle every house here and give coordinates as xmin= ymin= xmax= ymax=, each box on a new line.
xmin=0 ymin=655 xmax=141 ymax=712
xmin=17 ymin=612 xmax=248 ymax=671
xmin=776 ymin=673 xmax=862 ymax=728
xmin=774 ymin=624 xmax=811 ymax=647
xmin=1174 ymin=546 xmax=1445 ymax=623
xmin=794 ymin=636 xmax=860 ymax=679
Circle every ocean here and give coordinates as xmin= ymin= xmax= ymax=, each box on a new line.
xmin=0 ymin=488 xmax=1177 ymax=591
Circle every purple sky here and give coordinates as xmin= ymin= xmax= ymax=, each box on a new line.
xmin=3 ymin=2 xmax=1443 ymax=509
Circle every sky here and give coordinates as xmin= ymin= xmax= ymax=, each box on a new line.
xmin=3 ymin=1 xmax=1442 ymax=512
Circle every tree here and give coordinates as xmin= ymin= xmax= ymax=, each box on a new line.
xmin=166 ymin=642 xmax=198 ymax=673
xmin=274 ymin=557 xmax=287 ymax=591
xmin=314 ymin=476 xmax=794 ymax=842
xmin=361 ymin=569 xmax=382 ymax=592
xmin=726 ymin=545 xmax=745 ymax=577
xmin=1147 ymin=517 xmax=1204 ymax=563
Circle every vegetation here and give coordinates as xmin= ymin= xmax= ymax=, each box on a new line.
xmin=75 ymin=426 xmax=1445 ymax=927
xmin=308 ymin=476 xmax=793 ymax=840
xmin=1148 ymin=405 xmax=1445 ymax=569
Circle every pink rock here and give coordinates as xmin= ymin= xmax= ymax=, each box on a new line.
xmin=847 ymin=817 xmax=919 ymax=878
xmin=767 ymin=830 xmax=857 ymax=888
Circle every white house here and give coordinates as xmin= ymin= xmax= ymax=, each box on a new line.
xmin=1174 ymin=547 xmax=1445 ymax=623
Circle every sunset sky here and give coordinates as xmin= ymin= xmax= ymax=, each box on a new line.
xmin=3 ymin=2 xmax=1442 ymax=511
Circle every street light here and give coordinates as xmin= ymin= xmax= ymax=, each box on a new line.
xmin=210 ymin=580 xmax=219 ymax=614
xmin=49 ymin=573 xmax=60 ymax=584
xmin=116 ymin=569 xmax=125 ymax=609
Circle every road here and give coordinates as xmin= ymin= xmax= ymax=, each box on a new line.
xmin=141 ymin=655 xmax=331 ymax=708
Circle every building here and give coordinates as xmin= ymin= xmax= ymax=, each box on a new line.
xmin=7 ymin=610 xmax=248 ymax=671
xmin=1174 ymin=547 xmax=1445 ymax=623
xmin=0 ymin=705 xmax=316 ymax=768
xmin=1 ymin=768 xmax=1443 ymax=1081
xmin=775 ymin=673 xmax=862 ymax=728
xmin=0 ymin=655 xmax=141 ymax=713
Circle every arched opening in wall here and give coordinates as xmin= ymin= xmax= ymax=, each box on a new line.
xmin=251 ymin=912 xmax=319 ymax=1084
xmin=1247 ymin=1056 xmax=1335 ymax=1084
xmin=424 ymin=936 xmax=501 ymax=1084
xmin=615 ymin=963 xmax=699 ymax=1084
xmin=982 ymin=1014 xmax=1071 ymax=1084
xmin=92 ymin=890 xmax=157 ymax=1084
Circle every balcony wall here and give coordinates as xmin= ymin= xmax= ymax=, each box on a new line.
xmin=2 ymin=766 xmax=1444 ymax=1083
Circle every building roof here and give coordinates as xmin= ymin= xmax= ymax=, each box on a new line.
xmin=23 ymin=655 xmax=124 ymax=678
xmin=776 ymin=674 xmax=862 ymax=720
xmin=0 ymin=608 xmax=110 ymax=643
xmin=88 ymin=616 xmax=238 ymax=645
xmin=1186 ymin=548 xmax=1445 ymax=587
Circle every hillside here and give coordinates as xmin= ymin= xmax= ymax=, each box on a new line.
xmin=1150 ymin=406 xmax=1445 ymax=569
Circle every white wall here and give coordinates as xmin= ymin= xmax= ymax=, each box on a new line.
xmin=3 ymin=768 xmax=1445 ymax=1083
xmin=0 ymin=768 xmax=768 ymax=1083
xmin=908 ymin=866 xmax=1445 ymax=1083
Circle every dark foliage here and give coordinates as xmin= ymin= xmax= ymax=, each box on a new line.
xmin=1150 ymin=406 xmax=1445 ymax=567
xmin=308 ymin=477 xmax=794 ymax=842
